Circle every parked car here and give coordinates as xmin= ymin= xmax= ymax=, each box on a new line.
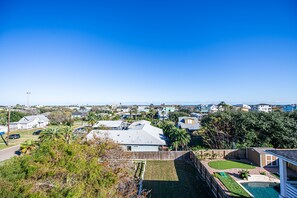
xmin=32 ymin=130 xmax=42 ymax=135
xmin=8 ymin=134 xmax=21 ymax=139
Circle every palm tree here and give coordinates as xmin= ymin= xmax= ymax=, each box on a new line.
xmin=169 ymin=128 xmax=191 ymax=151
xmin=61 ymin=126 xmax=74 ymax=144
xmin=39 ymin=128 xmax=65 ymax=142
xmin=87 ymin=112 xmax=98 ymax=126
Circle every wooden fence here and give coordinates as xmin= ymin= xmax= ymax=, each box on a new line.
xmin=193 ymin=149 xmax=246 ymax=160
xmin=189 ymin=151 xmax=231 ymax=198
xmin=127 ymin=151 xmax=189 ymax=160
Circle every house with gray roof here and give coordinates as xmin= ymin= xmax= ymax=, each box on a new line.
xmin=93 ymin=120 xmax=124 ymax=130
xmin=87 ymin=121 xmax=167 ymax=151
xmin=178 ymin=117 xmax=200 ymax=132
xmin=266 ymin=150 xmax=297 ymax=198
xmin=15 ymin=114 xmax=49 ymax=130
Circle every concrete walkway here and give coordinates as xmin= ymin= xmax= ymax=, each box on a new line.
xmin=0 ymin=145 xmax=20 ymax=162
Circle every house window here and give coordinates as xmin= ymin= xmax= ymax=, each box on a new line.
xmin=266 ymin=155 xmax=278 ymax=166
xmin=127 ymin=146 xmax=132 ymax=151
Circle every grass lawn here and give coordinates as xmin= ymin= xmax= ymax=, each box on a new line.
xmin=0 ymin=128 xmax=42 ymax=150
xmin=215 ymin=173 xmax=252 ymax=198
xmin=208 ymin=160 xmax=255 ymax=170
xmin=143 ymin=160 xmax=209 ymax=198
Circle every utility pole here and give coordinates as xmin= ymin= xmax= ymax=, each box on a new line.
xmin=5 ymin=109 xmax=10 ymax=145
xmin=26 ymin=91 xmax=31 ymax=107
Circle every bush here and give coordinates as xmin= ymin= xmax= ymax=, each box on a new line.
xmin=239 ymin=170 xmax=250 ymax=180
xmin=0 ymin=139 xmax=140 ymax=197
xmin=260 ymin=171 xmax=266 ymax=175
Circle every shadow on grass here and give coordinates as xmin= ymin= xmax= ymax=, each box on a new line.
xmin=143 ymin=154 xmax=211 ymax=198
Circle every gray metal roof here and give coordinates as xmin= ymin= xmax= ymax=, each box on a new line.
xmin=18 ymin=115 xmax=49 ymax=124
xmin=178 ymin=117 xmax=200 ymax=130
xmin=87 ymin=122 xmax=166 ymax=146
xmin=266 ymin=150 xmax=297 ymax=166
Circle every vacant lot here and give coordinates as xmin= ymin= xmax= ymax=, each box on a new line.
xmin=208 ymin=160 xmax=255 ymax=170
xmin=143 ymin=160 xmax=210 ymax=198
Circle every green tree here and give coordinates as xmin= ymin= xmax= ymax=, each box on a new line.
xmin=87 ymin=112 xmax=98 ymax=126
xmin=169 ymin=128 xmax=191 ymax=151
xmin=39 ymin=128 xmax=65 ymax=142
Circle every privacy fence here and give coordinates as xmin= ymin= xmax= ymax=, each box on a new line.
xmin=189 ymin=151 xmax=231 ymax=198
xmin=128 ymin=151 xmax=189 ymax=160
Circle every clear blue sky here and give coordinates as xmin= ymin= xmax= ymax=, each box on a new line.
xmin=0 ymin=0 xmax=297 ymax=105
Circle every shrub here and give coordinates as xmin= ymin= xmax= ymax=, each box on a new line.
xmin=239 ymin=169 xmax=250 ymax=180
xmin=260 ymin=171 xmax=266 ymax=175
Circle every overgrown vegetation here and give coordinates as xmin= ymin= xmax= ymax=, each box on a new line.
xmin=0 ymin=127 xmax=143 ymax=198
xmin=200 ymin=110 xmax=297 ymax=149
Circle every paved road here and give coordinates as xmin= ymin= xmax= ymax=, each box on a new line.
xmin=0 ymin=145 xmax=20 ymax=162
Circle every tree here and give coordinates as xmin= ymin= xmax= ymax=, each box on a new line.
xmin=48 ymin=110 xmax=72 ymax=125
xmin=39 ymin=128 xmax=65 ymax=142
xmin=169 ymin=128 xmax=191 ymax=151
xmin=199 ymin=110 xmax=297 ymax=149
xmin=87 ymin=112 xmax=98 ymax=126
xmin=61 ymin=126 xmax=74 ymax=144
xmin=0 ymin=139 xmax=142 ymax=197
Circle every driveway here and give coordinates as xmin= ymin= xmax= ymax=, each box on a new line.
xmin=0 ymin=145 xmax=20 ymax=162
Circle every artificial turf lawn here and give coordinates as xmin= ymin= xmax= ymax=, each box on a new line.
xmin=215 ymin=173 xmax=252 ymax=198
xmin=143 ymin=160 xmax=209 ymax=198
xmin=208 ymin=160 xmax=255 ymax=170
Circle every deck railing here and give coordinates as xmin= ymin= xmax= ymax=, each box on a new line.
xmin=286 ymin=183 xmax=297 ymax=198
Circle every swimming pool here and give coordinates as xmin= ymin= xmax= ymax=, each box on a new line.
xmin=241 ymin=182 xmax=280 ymax=198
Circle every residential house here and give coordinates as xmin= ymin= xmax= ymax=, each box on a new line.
xmin=197 ymin=104 xmax=209 ymax=113
xmin=283 ymin=104 xmax=297 ymax=112
xmin=158 ymin=106 xmax=176 ymax=120
xmin=190 ymin=113 xmax=204 ymax=120
xmin=208 ymin=104 xmax=218 ymax=113
xmin=251 ymin=104 xmax=272 ymax=112
xmin=138 ymin=106 xmax=150 ymax=113
xmin=71 ymin=111 xmax=83 ymax=119
xmin=247 ymin=147 xmax=278 ymax=168
xmin=93 ymin=120 xmax=124 ymax=130
xmin=0 ymin=125 xmax=7 ymax=133
xmin=15 ymin=115 xmax=49 ymax=130
xmin=266 ymin=150 xmax=297 ymax=198
xmin=178 ymin=117 xmax=201 ymax=132
xmin=233 ymin=104 xmax=251 ymax=112
xmin=87 ymin=121 xmax=167 ymax=151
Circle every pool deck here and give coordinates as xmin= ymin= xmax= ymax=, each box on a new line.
xmin=201 ymin=159 xmax=281 ymax=183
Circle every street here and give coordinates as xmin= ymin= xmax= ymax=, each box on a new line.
xmin=0 ymin=145 xmax=20 ymax=162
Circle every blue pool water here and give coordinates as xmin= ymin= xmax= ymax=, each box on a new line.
xmin=241 ymin=182 xmax=280 ymax=198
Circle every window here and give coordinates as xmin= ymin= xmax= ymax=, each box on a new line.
xmin=266 ymin=155 xmax=278 ymax=166
xmin=127 ymin=146 xmax=132 ymax=151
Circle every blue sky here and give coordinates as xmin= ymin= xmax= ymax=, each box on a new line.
xmin=0 ymin=0 xmax=297 ymax=105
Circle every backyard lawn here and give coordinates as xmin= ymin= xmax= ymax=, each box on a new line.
xmin=143 ymin=160 xmax=210 ymax=198
xmin=214 ymin=172 xmax=252 ymax=198
xmin=208 ymin=160 xmax=255 ymax=170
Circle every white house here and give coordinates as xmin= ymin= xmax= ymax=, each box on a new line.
xmin=208 ymin=104 xmax=218 ymax=113
xmin=252 ymin=104 xmax=272 ymax=112
xmin=234 ymin=104 xmax=251 ymax=112
xmin=15 ymin=115 xmax=49 ymax=130
xmin=0 ymin=125 xmax=7 ymax=133
xmin=266 ymin=150 xmax=297 ymax=198
xmin=87 ymin=121 xmax=167 ymax=151
xmin=93 ymin=120 xmax=124 ymax=130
